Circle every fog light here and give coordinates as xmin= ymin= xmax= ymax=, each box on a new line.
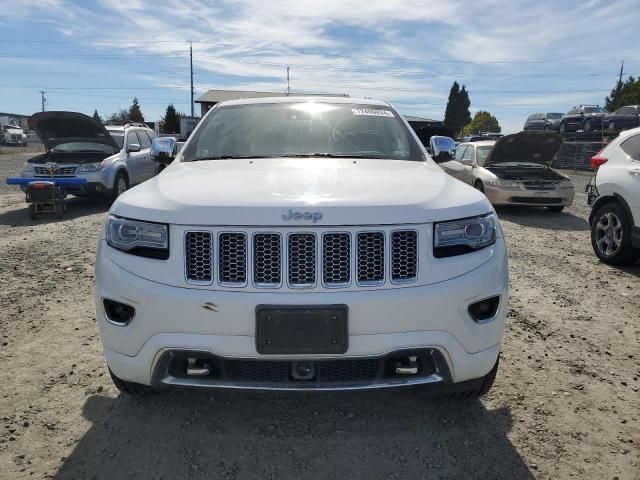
xmin=468 ymin=296 xmax=500 ymax=323
xmin=103 ymin=298 xmax=136 ymax=325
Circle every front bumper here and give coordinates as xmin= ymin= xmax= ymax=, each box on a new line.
xmin=96 ymin=239 xmax=508 ymax=389
xmin=485 ymin=185 xmax=575 ymax=207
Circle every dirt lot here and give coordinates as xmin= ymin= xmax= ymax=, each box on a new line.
xmin=0 ymin=152 xmax=638 ymax=480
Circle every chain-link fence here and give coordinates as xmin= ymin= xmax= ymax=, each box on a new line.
xmin=554 ymin=141 xmax=604 ymax=171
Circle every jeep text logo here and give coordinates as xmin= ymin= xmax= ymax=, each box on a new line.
xmin=281 ymin=209 xmax=323 ymax=223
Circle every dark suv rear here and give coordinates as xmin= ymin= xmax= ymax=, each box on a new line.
xmin=524 ymin=112 xmax=563 ymax=131
xmin=559 ymin=105 xmax=608 ymax=133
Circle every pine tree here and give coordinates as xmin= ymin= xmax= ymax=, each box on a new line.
xmin=159 ymin=104 xmax=182 ymax=133
xmin=128 ymin=97 xmax=144 ymax=123
xmin=443 ymin=81 xmax=472 ymax=137
xmin=605 ymin=76 xmax=640 ymax=111
xmin=92 ymin=109 xmax=102 ymax=124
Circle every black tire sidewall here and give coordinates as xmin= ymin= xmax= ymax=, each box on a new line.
xmin=111 ymin=172 xmax=128 ymax=201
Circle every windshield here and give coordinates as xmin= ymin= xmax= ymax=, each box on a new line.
xmin=107 ymin=131 xmax=124 ymax=149
xmin=547 ymin=113 xmax=563 ymax=119
xmin=583 ymin=107 xmax=607 ymax=113
xmin=476 ymin=146 xmax=493 ymax=166
xmin=181 ymin=102 xmax=423 ymax=161
xmin=51 ymin=142 xmax=116 ymax=153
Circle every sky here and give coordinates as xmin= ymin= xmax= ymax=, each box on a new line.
xmin=0 ymin=0 xmax=638 ymax=133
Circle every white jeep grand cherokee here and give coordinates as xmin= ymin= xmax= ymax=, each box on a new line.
xmin=96 ymin=97 xmax=508 ymax=398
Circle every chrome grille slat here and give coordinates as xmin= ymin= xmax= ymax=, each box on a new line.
xmin=391 ymin=230 xmax=418 ymax=283
xmin=185 ymin=228 xmax=418 ymax=290
xmin=322 ymin=233 xmax=350 ymax=287
xmin=357 ymin=232 xmax=385 ymax=285
xmin=185 ymin=232 xmax=213 ymax=283
xmin=218 ymin=233 xmax=247 ymax=286
xmin=288 ymin=233 xmax=316 ymax=287
xmin=253 ymin=233 xmax=282 ymax=287
xmin=34 ymin=166 xmax=77 ymax=176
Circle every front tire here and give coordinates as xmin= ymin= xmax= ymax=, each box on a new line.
xmin=559 ymin=121 xmax=566 ymax=133
xmin=608 ymin=121 xmax=615 ymax=131
xmin=109 ymin=369 xmax=155 ymax=395
xmin=111 ymin=171 xmax=129 ymax=202
xmin=591 ymin=202 xmax=639 ymax=265
xmin=474 ymin=180 xmax=485 ymax=193
xmin=583 ymin=118 xmax=592 ymax=132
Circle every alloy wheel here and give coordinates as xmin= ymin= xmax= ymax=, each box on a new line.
xmin=117 ymin=176 xmax=127 ymax=195
xmin=594 ymin=212 xmax=623 ymax=256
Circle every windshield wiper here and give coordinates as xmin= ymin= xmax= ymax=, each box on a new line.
xmin=191 ymin=155 xmax=279 ymax=161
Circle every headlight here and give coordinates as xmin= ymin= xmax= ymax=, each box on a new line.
xmin=489 ymin=179 xmax=521 ymax=188
xmin=434 ymin=213 xmax=497 ymax=258
xmin=78 ymin=162 xmax=105 ymax=173
xmin=106 ymin=216 xmax=169 ymax=259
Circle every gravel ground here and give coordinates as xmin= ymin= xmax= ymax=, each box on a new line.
xmin=0 ymin=153 xmax=638 ymax=480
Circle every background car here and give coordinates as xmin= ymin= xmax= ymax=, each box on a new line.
xmin=604 ymin=105 xmax=640 ymax=132
xmin=587 ymin=127 xmax=640 ymax=265
xmin=440 ymin=132 xmax=575 ymax=212
xmin=523 ymin=112 xmax=563 ymax=131
xmin=21 ymin=112 xmax=159 ymax=200
xmin=559 ymin=105 xmax=608 ymax=133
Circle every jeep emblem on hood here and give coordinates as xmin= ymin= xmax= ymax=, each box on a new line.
xmin=281 ymin=209 xmax=323 ymax=223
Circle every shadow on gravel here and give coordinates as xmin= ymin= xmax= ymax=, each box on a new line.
xmin=54 ymin=390 xmax=533 ymax=480
xmin=0 ymin=197 xmax=109 ymax=226
xmin=496 ymin=206 xmax=589 ymax=231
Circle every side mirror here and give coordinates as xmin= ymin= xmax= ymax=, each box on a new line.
xmin=150 ymin=137 xmax=177 ymax=165
xmin=429 ymin=136 xmax=456 ymax=164
xmin=461 ymin=158 xmax=474 ymax=167
xmin=127 ymin=143 xmax=141 ymax=153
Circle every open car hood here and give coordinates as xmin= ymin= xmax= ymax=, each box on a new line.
xmin=29 ymin=111 xmax=119 ymax=152
xmin=484 ymin=131 xmax=563 ymax=167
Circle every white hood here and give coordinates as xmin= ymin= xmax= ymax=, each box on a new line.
xmin=112 ymin=158 xmax=492 ymax=226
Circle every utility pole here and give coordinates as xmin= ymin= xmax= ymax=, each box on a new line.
xmin=286 ymin=67 xmax=291 ymax=95
xmin=189 ymin=41 xmax=194 ymax=117
xmin=618 ymin=60 xmax=624 ymax=85
xmin=40 ymin=90 xmax=46 ymax=112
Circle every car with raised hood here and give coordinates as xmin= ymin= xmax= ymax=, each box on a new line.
xmin=96 ymin=96 xmax=508 ymax=398
xmin=604 ymin=105 xmax=640 ymax=132
xmin=439 ymin=131 xmax=574 ymax=212
xmin=559 ymin=105 xmax=608 ymax=133
xmin=20 ymin=112 xmax=158 ymax=201
xmin=587 ymin=127 xmax=640 ymax=265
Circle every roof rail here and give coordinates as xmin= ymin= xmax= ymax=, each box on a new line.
xmin=104 ymin=122 xmax=148 ymax=128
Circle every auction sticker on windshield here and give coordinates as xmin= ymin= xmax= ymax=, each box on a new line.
xmin=351 ymin=108 xmax=394 ymax=117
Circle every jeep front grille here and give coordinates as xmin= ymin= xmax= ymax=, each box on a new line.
xmin=253 ymin=233 xmax=282 ymax=287
xmin=218 ymin=233 xmax=247 ymax=286
xmin=357 ymin=232 xmax=385 ymax=285
xmin=391 ymin=230 xmax=418 ymax=282
xmin=184 ymin=228 xmax=418 ymax=289
xmin=288 ymin=233 xmax=316 ymax=287
xmin=185 ymin=232 xmax=212 ymax=283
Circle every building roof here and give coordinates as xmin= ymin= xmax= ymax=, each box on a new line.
xmin=195 ymin=89 xmax=348 ymax=104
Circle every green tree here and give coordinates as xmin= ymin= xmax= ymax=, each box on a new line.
xmin=128 ymin=97 xmax=144 ymax=123
xmin=92 ymin=109 xmax=103 ymax=124
xmin=106 ymin=109 xmax=129 ymax=124
xmin=463 ymin=110 xmax=501 ymax=135
xmin=159 ymin=104 xmax=182 ymax=133
xmin=605 ymin=76 xmax=640 ymax=111
xmin=443 ymin=81 xmax=472 ymax=137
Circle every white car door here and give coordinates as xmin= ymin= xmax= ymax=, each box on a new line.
xmin=459 ymin=145 xmax=476 ymax=185
xmin=618 ymin=134 xmax=640 ymax=225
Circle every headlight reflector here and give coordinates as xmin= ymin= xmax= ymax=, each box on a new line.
xmin=106 ymin=216 xmax=169 ymax=259
xmin=78 ymin=162 xmax=105 ymax=173
xmin=434 ymin=214 xmax=497 ymax=257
